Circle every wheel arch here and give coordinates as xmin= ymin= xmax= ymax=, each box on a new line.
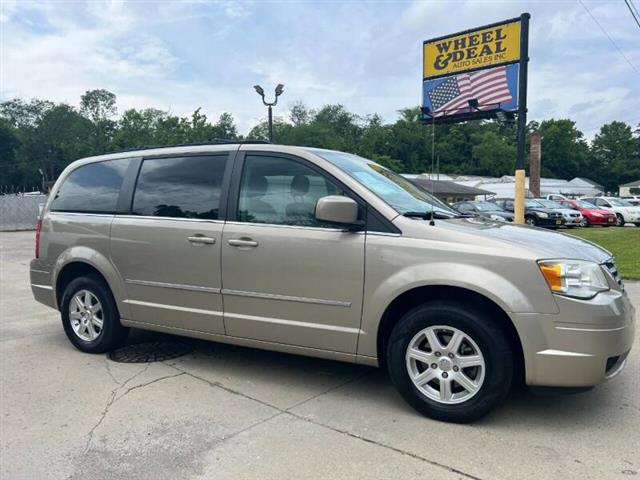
xmin=375 ymin=285 xmax=525 ymax=384
xmin=53 ymin=247 xmax=129 ymax=318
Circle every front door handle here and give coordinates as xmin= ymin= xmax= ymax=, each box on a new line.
xmin=188 ymin=235 xmax=216 ymax=245
xmin=227 ymin=238 xmax=259 ymax=248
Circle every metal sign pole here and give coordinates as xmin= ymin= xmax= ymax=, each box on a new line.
xmin=514 ymin=12 xmax=530 ymax=224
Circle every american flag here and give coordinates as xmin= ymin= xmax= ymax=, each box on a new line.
xmin=428 ymin=66 xmax=513 ymax=117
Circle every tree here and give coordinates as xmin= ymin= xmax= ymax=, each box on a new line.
xmin=535 ymin=119 xmax=590 ymax=179
xmin=80 ymin=89 xmax=118 ymax=154
xmin=0 ymin=119 xmax=23 ymax=187
xmin=591 ymin=121 xmax=640 ymax=191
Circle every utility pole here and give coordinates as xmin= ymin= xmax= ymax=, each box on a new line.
xmin=253 ymin=84 xmax=285 ymax=142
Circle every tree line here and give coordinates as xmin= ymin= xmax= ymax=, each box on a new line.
xmin=1 ymin=89 xmax=638 ymax=193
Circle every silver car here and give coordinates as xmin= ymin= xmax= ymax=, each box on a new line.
xmin=30 ymin=144 xmax=635 ymax=422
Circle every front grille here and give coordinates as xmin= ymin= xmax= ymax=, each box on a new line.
xmin=570 ymin=213 xmax=579 ymax=218
xmin=603 ymin=258 xmax=624 ymax=290
xmin=550 ymin=212 xmax=562 ymax=219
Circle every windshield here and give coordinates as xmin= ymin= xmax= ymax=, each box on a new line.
xmin=576 ymin=200 xmax=597 ymax=209
xmin=537 ymin=199 xmax=563 ymax=209
xmin=313 ymin=150 xmax=459 ymax=216
xmin=525 ymin=199 xmax=544 ymax=208
xmin=475 ymin=201 xmax=503 ymax=212
xmin=609 ymin=198 xmax=633 ymax=206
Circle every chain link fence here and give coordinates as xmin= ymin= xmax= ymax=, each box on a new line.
xmin=0 ymin=194 xmax=47 ymax=231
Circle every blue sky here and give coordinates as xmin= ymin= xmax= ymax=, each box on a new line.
xmin=1 ymin=0 xmax=638 ymax=137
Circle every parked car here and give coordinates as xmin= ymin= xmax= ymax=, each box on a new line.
xmin=546 ymin=194 xmax=569 ymax=202
xmin=31 ymin=144 xmax=635 ymax=423
xmin=452 ymin=201 xmax=514 ymax=222
xmin=534 ymin=199 xmax=583 ymax=228
xmin=557 ymin=199 xmax=616 ymax=227
xmin=581 ymin=196 xmax=640 ymax=226
xmin=621 ymin=196 xmax=640 ymax=207
xmin=489 ymin=198 xmax=564 ymax=228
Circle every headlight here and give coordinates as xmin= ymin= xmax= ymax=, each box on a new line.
xmin=537 ymin=212 xmax=549 ymax=218
xmin=538 ymin=260 xmax=609 ymax=299
xmin=489 ymin=214 xmax=504 ymax=221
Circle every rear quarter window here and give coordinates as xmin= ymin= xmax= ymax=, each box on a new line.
xmin=50 ymin=158 xmax=132 ymax=213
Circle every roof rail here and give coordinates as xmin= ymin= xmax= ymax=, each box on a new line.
xmin=103 ymin=139 xmax=270 ymax=155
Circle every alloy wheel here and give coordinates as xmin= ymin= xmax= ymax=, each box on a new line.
xmin=69 ymin=289 xmax=104 ymax=341
xmin=405 ymin=325 xmax=486 ymax=405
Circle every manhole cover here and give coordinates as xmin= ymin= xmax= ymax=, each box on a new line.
xmin=108 ymin=341 xmax=193 ymax=363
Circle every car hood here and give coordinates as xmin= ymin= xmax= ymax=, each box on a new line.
xmin=429 ymin=217 xmax=611 ymax=263
xmin=582 ymin=208 xmax=613 ymax=216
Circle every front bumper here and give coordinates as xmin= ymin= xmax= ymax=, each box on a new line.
xmin=511 ymin=289 xmax=635 ymax=387
xmin=536 ymin=217 xmax=564 ymax=228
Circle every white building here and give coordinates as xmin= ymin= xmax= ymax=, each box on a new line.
xmin=619 ymin=179 xmax=640 ymax=197
xmin=413 ymin=174 xmax=603 ymax=200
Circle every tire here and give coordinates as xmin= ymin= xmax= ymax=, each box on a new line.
xmin=579 ymin=217 xmax=589 ymax=227
xmin=386 ymin=301 xmax=513 ymax=423
xmin=524 ymin=215 xmax=536 ymax=226
xmin=635 ymin=223 xmax=640 ymax=227
xmin=60 ymin=274 xmax=128 ymax=353
xmin=615 ymin=214 xmax=625 ymax=227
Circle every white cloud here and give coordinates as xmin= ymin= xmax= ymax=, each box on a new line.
xmin=1 ymin=0 xmax=638 ymax=137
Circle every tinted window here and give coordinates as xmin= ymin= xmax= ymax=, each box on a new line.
xmin=237 ymin=155 xmax=350 ymax=227
xmin=51 ymin=158 xmax=131 ymax=213
xmin=132 ymin=155 xmax=227 ymax=219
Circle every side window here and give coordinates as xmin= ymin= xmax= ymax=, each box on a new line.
xmin=51 ymin=158 xmax=131 ymax=213
xmin=237 ymin=155 xmax=351 ymax=227
xmin=132 ymin=155 xmax=227 ymax=219
xmin=505 ymin=200 xmax=514 ymax=210
xmin=457 ymin=203 xmax=471 ymax=212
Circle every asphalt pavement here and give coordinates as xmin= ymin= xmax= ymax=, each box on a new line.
xmin=1 ymin=230 xmax=638 ymax=479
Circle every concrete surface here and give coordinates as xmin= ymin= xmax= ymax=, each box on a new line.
xmin=1 ymin=230 xmax=638 ymax=480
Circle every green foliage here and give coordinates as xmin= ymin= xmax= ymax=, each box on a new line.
xmin=1 ymin=89 xmax=639 ymax=192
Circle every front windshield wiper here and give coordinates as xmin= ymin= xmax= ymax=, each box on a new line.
xmin=402 ymin=211 xmax=461 ymax=219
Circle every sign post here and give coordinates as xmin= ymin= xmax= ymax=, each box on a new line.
xmin=513 ymin=13 xmax=530 ymax=225
xmin=421 ymin=14 xmax=530 ymax=224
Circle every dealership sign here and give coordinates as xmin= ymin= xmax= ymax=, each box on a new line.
xmin=422 ymin=16 xmax=527 ymax=123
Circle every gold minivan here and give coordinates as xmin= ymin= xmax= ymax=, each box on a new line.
xmin=30 ymin=143 xmax=635 ymax=422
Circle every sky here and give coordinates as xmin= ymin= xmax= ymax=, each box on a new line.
xmin=1 ymin=0 xmax=639 ymax=137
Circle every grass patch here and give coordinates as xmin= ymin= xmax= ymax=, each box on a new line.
xmin=568 ymin=227 xmax=640 ymax=280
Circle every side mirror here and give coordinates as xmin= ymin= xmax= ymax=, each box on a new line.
xmin=315 ymin=195 xmax=359 ymax=225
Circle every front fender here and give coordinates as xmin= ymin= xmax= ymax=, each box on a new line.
xmin=53 ymin=246 xmax=130 ymax=318
xmin=358 ymin=261 xmax=558 ymax=358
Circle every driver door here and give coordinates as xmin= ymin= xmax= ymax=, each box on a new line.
xmin=221 ymin=152 xmax=365 ymax=353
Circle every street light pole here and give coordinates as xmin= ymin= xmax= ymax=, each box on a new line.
xmin=253 ymin=84 xmax=284 ymax=142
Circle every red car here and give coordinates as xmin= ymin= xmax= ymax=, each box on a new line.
xmin=558 ymin=199 xmax=616 ymax=227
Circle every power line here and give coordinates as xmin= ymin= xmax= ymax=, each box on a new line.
xmin=578 ymin=0 xmax=639 ymax=74
xmin=629 ymin=0 xmax=640 ymax=20
xmin=623 ymin=0 xmax=640 ymax=29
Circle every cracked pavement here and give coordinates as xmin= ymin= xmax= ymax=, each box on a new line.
xmin=1 ymin=230 xmax=639 ymax=479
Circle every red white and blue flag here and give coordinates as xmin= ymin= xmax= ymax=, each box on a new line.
xmin=425 ymin=65 xmax=517 ymax=118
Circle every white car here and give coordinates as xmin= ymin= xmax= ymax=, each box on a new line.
xmin=536 ymin=198 xmax=583 ymax=227
xmin=582 ymin=196 xmax=640 ymax=227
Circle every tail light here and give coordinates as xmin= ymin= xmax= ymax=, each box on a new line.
xmin=35 ymin=218 xmax=42 ymax=259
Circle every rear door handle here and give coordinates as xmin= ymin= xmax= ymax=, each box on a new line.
xmin=227 ymin=238 xmax=258 ymax=247
xmin=187 ymin=235 xmax=216 ymax=245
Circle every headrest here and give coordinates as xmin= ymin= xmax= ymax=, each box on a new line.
xmin=246 ymin=174 xmax=268 ymax=197
xmin=290 ymin=174 xmax=310 ymax=196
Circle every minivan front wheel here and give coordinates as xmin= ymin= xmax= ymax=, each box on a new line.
xmin=61 ymin=275 xmax=128 ymax=353
xmin=387 ymin=302 xmax=513 ymax=423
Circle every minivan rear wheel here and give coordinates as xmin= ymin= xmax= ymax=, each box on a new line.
xmin=386 ymin=301 xmax=513 ymax=423
xmin=60 ymin=275 xmax=128 ymax=353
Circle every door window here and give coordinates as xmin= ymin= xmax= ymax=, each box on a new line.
xmin=132 ymin=155 xmax=227 ymax=219
xmin=51 ymin=158 xmax=131 ymax=213
xmin=237 ymin=155 xmax=351 ymax=227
